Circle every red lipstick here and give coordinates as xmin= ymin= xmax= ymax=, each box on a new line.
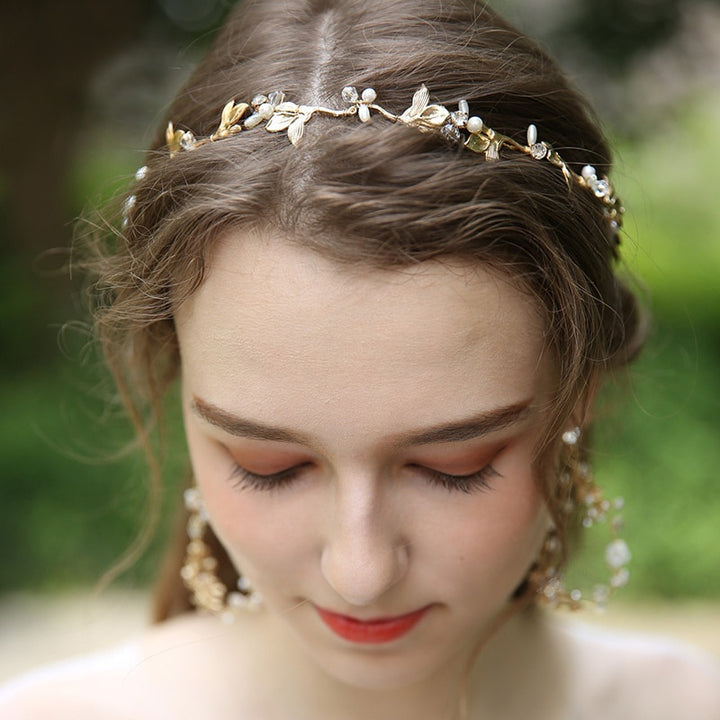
xmin=315 ymin=606 xmax=430 ymax=644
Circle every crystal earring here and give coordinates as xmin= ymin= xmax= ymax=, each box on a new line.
xmin=532 ymin=427 xmax=631 ymax=611
xmin=180 ymin=487 xmax=263 ymax=623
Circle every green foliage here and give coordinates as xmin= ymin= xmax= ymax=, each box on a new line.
xmin=0 ymin=350 xmax=186 ymax=592
xmin=565 ymin=99 xmax=720 ymax=599
xmin=616 ymin=100 xmax=720 ymax=316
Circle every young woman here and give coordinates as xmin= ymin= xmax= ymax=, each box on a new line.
xmin=2 ymin=1 xmax=719 ymax=718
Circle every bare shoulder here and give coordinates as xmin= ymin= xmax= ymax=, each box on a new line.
xmin=0 ymin=613 xmax=249 ymax=720
xmin=554 ymin=618 xmax=720 ymax=720
xmin=0 ymin=640 xmax=141 ymax=719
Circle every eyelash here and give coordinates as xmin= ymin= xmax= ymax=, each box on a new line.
xmin=416 ymin=464 xmax=499 ymax=494
xmin=228 ymin=462 xmax=499 ymax=494
xmin=229 ymin=463 xmax=307 ymax=492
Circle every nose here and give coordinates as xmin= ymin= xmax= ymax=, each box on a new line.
xmin=320 ymin=479 xmax=408 ymax=607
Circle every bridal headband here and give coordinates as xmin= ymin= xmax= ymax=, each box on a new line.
xmin=152 ymin=84 xmax=623 ymax=237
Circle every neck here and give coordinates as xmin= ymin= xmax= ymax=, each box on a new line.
xmin=234 ymin=603 xmax=564 ymax=720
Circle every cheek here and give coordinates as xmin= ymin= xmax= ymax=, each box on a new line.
xmin=185 ymin=421 xmax=312 ymax=586
xmin=204 ymin=490 xmax=311 ymax=593
xmin=420 ymin=454 xmax=549 ymax=602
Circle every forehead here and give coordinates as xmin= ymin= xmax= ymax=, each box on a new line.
xmin=174 ymin=231 xmax=552 ymax=432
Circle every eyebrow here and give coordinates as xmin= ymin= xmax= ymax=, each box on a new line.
xmin=191 ymin=396 xmax=533 ymax=447
xmin=397 ymin=400 xmax=533 ymax=446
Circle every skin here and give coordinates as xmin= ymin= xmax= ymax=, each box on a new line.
xmin=174 ymin=230 xmax=556 ymax=711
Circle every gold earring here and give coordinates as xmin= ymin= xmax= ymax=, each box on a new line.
xmin=532 ymin=427 xmax=630 ymax=611
xmin=180 ymin=487 xmax=263 ymax=623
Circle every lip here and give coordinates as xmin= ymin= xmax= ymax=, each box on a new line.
xmin=315 ymin=605 xmax=431 ymax=644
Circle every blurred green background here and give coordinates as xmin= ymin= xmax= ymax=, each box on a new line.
xmin=1 ymin=0 xmax=719 ymax=600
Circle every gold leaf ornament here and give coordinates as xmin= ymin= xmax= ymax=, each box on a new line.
xmin=401 ymin=85 xmax=430 ymax=121
xmin=264 ymin=102 xmax=299 ymax=132
xmin=400 ymin=85 xmax=450 ymax=128
xmin=218 ymin=100 xmax=249 ymax=134
xmin=464 ymin=133 xmax=491 ymax=154
xmin=266 ymin=103 xmax=315 ymax=145
xmin=166 ymin=122 xmax=185 ymax=155
xmin=287 ymin=116 xmax=306 ymax=146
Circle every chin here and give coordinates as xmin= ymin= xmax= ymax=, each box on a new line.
xmin=291 ymin=614 xmax=485 ymax=692
xmin=312 ymin=644 xmax=464 ymax=690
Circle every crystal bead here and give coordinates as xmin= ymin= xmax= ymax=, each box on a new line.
xmin=441 ymin=124 xmax=462 ymax=142
xmin=267 ymin=91 xmax=284 ymax=106
xmin=530 ymin=143 xmax=548 ymax=160
xmin=594 ymin=179 xmax=610 ymax=198
xmin=570 ymin=589 xmax=582 ymax=603
xmin=466 ymin=116 xmax=483 ymax=134
xmin=458 ymin=99 xmax=469 ymax=115
xmin=184 ymin=487 xmax=201 ymax=511
xmin=135 ymin=166 xmax=148 ymax=181
xmin=611 ymin=567 xmax=630 ymax=588
xmin=237 ymin=576 xmax=252 ymax=593
xmin=227 ymin=592 xmax=247 ymax=609
xmin=180 ymin=131 xmax=196 ymax=150
xmin=342 ymin=86 xmax=359 ymax=102
xmin=450 ymin=110 xmax=467 ymax=128
xmin=562 ymin=427 xmax=580 ymax=445
xmin=545 ymin=536 xmax=560 ymax=553
xmin=605 ymin=539 xmax=631 ymax=569
xmin=251 ymin=94 xmax=268 ymax=107
xmin=582 ymin=517 xmax=593 ymax=528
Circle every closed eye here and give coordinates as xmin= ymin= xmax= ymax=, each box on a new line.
xmin=227 ymin=461 xmax=501 ymax=494
xmin=412 ymin=464 xmax=500 ymax=494
xmin=228 ymin=462 xmax=311 ymax=492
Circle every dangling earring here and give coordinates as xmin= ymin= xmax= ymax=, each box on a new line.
xmin=180 ymin=487 xmax=263 ymax=623
xmin=532 ymin=427 xmax=631 ymax=611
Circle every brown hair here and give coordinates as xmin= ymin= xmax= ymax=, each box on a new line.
xmin=82 ymin=0 xmax=645 ymax=620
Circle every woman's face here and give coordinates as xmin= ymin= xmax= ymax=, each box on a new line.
xmin=175 ymin=232 xmax=555 ymax=689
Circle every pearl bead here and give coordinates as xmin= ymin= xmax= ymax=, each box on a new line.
xmin=527 ymin=123 xmax=538 ymax=146
xmin=466 ymin=116 xmax=483 ymax=134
